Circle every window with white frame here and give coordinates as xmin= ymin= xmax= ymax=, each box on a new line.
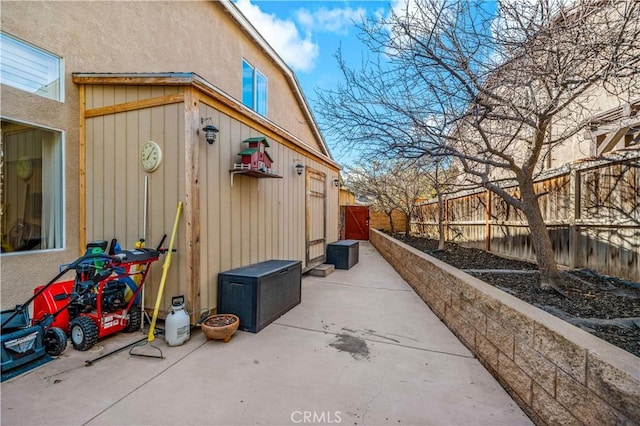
xmin=242 ymin=59 xmax=267 ymax=116
xmin=0 ymin=32 xmax=63 ymax=102
xmin=1 ymin=119 xmax=64 ymax=253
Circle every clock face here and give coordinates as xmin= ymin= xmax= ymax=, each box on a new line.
xmin=16 ymin=156 xmax=33 ymax=180
xmin=140 ymin=141 xmax=162 ymax=173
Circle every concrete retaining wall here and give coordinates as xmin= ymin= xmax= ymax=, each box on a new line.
xmin=370 ymin=229 xmax=640 ymax=425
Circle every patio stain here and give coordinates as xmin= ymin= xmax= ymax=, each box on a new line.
xmin=329 ymin=333 xmax=370 ymax=360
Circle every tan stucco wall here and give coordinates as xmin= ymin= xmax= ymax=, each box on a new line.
xmin=1 ymin=1 xmax=321 ymax=152
xmin=548 ymin=89 xmax=633 ymax=169
xmin=0 ymin=1 xmax=335 ymax=308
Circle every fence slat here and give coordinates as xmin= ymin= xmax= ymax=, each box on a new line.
xmin=412 ymin=155 xmax=640 ymax=281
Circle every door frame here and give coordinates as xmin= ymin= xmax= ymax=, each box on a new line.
xmin=305 ymin=167 xmax=326 ymax=270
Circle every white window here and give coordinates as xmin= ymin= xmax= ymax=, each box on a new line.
xmin=0 ymin=32 xmax=63 ymax=102
xmin=255 ymin=69 xmax=267 ymax=116
xmin=1 ymin=119 xmax=64 ymax=253
xmin=242 ymin=59 xmax=267 ymax=116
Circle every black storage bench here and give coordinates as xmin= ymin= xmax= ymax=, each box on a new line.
xmin=326 ymin=240 xmax=359 ymax=270
xmin=217 ymin=260 xmax=302 ymax=333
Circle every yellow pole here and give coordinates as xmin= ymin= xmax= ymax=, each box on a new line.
xmin=147 ymin=201 xmax=183 ymax=342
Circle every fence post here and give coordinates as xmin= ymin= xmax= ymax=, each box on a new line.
xmin=445 ymin=198 xmax=450 ymax=242
xmin=485 ymin=189 xmax=491 ymax=252
xmin=569 ymin=165 xmax=580 ymax=269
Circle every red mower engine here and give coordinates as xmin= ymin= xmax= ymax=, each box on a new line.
xmin=69 ymin=279 xmax=128 ymax=316
xmin=32 ymin=240 xmax=162 ymax=352
xmin=66 ymin=244 xmax=161 ymax=351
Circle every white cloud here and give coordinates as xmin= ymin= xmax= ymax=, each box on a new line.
xmin=295 ymin=6 xmax=366 ymax=35
xmin=235 ymin=0 xmax=319 ymax=72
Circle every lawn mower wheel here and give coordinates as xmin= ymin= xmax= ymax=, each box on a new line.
xmin=44 ymin=327 xmax=68 ymax=356
xmin=70 ymin=316 xmax=98 ymax=351
xmin=124 ymin=306 xmax=141 ymax=333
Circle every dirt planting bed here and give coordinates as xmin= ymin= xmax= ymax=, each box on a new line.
xmin=390 ymin=233 xmax=640 ymax=357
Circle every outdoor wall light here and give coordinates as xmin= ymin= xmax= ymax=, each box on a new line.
xmin=201 ymin=117 xmax=219 ymax=144
xmin=333 ymin=178 xmax=339 ymax=187
xmin=295 ymin=162 xmax=304 ymax=176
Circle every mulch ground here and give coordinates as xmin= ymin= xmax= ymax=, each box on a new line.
xmin=389 ymin=233 xmax=640 ymax=357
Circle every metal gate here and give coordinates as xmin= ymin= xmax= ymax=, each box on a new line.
xmin=305 ymin=167 xmax=326 ymax=268
xmin=345 ymin=206 xmax=369 ymax=240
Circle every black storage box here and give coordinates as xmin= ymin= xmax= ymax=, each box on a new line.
xmin=217 ymin=260 xmax=302 ymax=333
xmin=326 ymin=240 xmax=359 ymax=270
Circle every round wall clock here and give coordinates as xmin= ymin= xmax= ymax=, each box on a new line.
xmin=16 ymin=156 xmax=33 ymax=180
xmin=140 ymin=141 xmax=162 ymax=173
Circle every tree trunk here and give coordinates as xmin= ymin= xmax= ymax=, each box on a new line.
xmin=519 ymin=179 xmax=564 ymax=293
xmin=404 ymin=213 xmax=411 ymax=235
xmin=387 ymin=211 xmax=395 ymax=234
xmin=437 ymin=192 xmax=446 ymax=250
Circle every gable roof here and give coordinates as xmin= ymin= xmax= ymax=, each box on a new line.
xmin=238 ymin=148 xmax=259 ymax=156
xmin=218 ymin=0 xmax=335 ymax=163
xmin=243 ymin=136 xmax=270 ymax=147
xmin=238 ymin=147 xmax=274 ymax=163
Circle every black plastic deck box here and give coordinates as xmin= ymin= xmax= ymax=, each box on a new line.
xmin=326 ymin=240 xmax=359 ymax=270
xmin=217 ymin=260 xmax=302 ymax=333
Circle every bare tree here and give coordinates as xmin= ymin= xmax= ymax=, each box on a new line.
xmin=419 ymin=157 xmax=461 ymax=250
xmin=317 ymin=0 xmax=640 ymax=292
xmin=346 ymin=159 xmax=433 ymax=235
xmin=346 ymin=161 xmax=399 ymax=233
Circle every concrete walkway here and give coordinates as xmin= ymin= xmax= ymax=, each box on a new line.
xmin=1 ymin=242 xmax=531 ymax=425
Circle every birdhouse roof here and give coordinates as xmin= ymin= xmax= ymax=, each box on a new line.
xmin=243 ymin=136 xmax=270 ymax=147
xmin=238 ymin=148 xmax=259 ymax=156
xmin=237 ymin=147 xmax=274 ymax=163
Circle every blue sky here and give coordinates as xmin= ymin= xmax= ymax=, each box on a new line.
xmin=235 ymin=0 xmax=401 ymax=164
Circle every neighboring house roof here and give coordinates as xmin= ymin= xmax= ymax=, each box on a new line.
xmin=219 ymin=0 xmax=335 ymax=164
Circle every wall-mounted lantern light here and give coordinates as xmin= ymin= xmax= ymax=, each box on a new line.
xmin=201 ymin=117 xmax=219 ymax=144
xmin=333 ymin=178 xmax=339 ymax=187
xmin=295 ymin=162 xmax=304 ymax=176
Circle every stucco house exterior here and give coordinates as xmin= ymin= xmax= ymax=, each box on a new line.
xmin=1 ymin=0 xmax=341 ymax=319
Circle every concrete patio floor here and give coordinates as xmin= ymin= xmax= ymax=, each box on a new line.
xmin=1 ymin=242 xmax=532 ymax=426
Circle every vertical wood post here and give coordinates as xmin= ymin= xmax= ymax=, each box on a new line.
xmin=184 ymin=88 xmax=201 ymax=322
xmin=305 ymin=165 xmax=310 ymax=265
xmin=445 ymin=198 xmax=450 ymax=242
xmin=568 ymin=165 xmax=580 ymax=269
xmin=485 ymin=189 xmax=491 ymax=252
xmin=78 ymin=84 xmax=87 ymax=254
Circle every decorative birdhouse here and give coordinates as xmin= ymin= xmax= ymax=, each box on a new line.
xmin=236 ymin=137 xmax=274 ymax=173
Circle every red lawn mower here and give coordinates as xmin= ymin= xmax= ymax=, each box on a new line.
xmin=32 ymin=240 xmax=162 ymax=351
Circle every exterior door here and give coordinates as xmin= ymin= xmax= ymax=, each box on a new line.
xmin=345 ymin=206 xmax=369 ymax=240
xmin=305 ymin=167 xmax=326 ymax=268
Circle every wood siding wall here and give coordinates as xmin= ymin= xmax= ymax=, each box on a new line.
xmin=413 ymin=155 xmax=640 ymax=281
xmin=84 ymin=86 xmax=187 ymax=313
xmin=84 ymin=85 xmax=339 ymax=315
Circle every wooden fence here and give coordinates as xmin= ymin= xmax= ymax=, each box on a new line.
xmin=413 ymin=151 xmax=640 ymax=282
